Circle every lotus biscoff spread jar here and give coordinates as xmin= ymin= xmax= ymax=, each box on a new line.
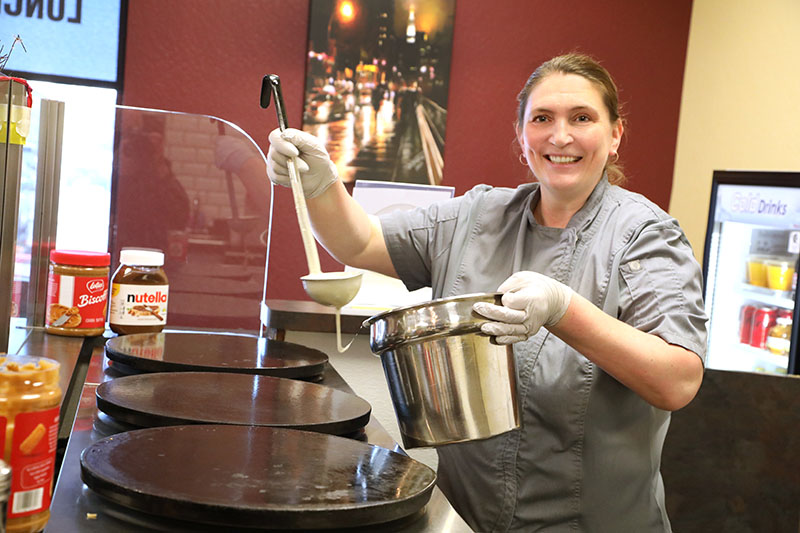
xmin=109 ymin=248 xmax=169 ymax=335
xmin=45 ymin=250 xmax=111 ymax=337
xmin=0 ymin=356 xmax=61 ymax=533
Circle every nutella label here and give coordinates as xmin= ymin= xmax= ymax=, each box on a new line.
xmin=8 ymin=408 xmax=59 ymax=518
xmin=110 ymin=283 xmax=169 ymax=326
xmin=45 ymin=273 xmax=108 ymax=329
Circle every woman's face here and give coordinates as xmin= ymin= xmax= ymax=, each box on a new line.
xmin=518 ymin=73 xmax=623 ymax=202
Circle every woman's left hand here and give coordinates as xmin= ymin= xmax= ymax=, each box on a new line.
xmin=473 ymin=271 xmax=573 ymax=344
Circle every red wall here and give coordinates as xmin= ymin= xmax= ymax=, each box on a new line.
xmin=123 ymin=0 xmax=693 ymax=301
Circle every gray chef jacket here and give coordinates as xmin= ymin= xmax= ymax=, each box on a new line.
xmin=380 ymin=177 xmax=707 ymax=532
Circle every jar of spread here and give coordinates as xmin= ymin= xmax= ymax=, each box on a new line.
xmin=0 ymin=356 xmax=61 ymax=533
xmin=44 ymin=250 xmax=110 ymax=337
xmin=109 ymin=248 xmax=169 ymax=335
xmin=766 ymin=316 xmax=792 ymax=356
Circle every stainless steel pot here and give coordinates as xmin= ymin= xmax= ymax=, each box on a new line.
xmin=365 ymin=293 xmax=520 ymax=448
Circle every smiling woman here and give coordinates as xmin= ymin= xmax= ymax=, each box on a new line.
xmin=267 ymin=53 xmax=708 ymax=532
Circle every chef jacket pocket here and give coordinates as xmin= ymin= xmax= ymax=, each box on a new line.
xmin=618 ymin=256 xmax=680 ymax=329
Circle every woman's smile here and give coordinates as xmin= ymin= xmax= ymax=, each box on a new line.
xmin=545 ymin=154 xmax=582 ymax=164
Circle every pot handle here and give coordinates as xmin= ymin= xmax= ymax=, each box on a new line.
xmin=359 ymin=319 xmax=384 ymax=357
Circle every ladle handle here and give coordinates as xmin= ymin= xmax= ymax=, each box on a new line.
xmin=287 ymin=157 xmax=321 ymax=275
xmin=266 ymin=74 xmax=321 ymax=276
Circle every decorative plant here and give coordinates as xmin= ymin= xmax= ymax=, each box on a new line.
xmin=0 ymin=35 xmax=26 ymax=75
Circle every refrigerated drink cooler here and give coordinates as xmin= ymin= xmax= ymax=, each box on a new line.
xmin=703 ymin=170 xmax=800 ymax=375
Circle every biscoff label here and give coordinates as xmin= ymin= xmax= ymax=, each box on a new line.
xmin=8 ymin=408 xmax=58 ymax=518
xmin=109 ymin=284 xmax=169 ymax=326
xmin=45 ymin=273 xmax=108 ymax=329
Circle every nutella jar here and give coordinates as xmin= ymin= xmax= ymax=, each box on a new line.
xmin=109 ymin=248 xmax=169 ymax=335
xmin=45 ymin=250 xmax=110 ymax=337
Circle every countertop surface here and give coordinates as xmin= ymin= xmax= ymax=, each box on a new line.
xmin=11 ymin=325 xmax=472 ymax=532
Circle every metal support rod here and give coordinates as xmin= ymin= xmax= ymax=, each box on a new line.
xmin=0 ymin=80 xmax=27 ymax=352
xmin=27 ymin=99 xmax=65 ymax=329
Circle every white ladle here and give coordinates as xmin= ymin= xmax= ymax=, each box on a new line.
xmin=262 ymin=75 xmax=362 ymax=352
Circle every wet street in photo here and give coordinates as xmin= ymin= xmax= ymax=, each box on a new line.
xmin=304 ymin=100 xmax=397 ymax=184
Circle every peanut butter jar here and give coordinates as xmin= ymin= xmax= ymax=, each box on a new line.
xmin=45 ymin=250 xmax=111 ymax=337
xmin=0 ymin=356 xmax=61 ymax=533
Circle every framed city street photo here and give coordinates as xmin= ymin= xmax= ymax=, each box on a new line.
xmin=303 ymin=0 xmax=456 ymax=185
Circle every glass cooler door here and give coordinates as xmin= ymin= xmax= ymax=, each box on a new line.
xmin=704 ymin=172 xmax=800 ymax=375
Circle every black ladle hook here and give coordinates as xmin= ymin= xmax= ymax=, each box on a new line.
xmin=260 ymin=74 xmax=290 ymax=132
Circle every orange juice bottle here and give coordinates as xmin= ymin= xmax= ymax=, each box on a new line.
xmin=746 ymin=256 xmax=768 ymax=287
xmin=766 ymin=259 xmax=794 ymax=291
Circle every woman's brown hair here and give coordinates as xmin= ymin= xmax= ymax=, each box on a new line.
xmin=516 ymin=53 xmax=626 ymax=185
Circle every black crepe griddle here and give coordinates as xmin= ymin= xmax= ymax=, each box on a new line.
xmin=95 ymin=372 xmax=371 ymax=436
xmin=80 ymin=425 xmax=436 ymax=530
xmin=104 ymin=332 xmax=328 ymax=380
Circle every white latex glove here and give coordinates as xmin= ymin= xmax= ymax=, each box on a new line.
xmin=473 ymin=271 xmax=573 ymax=344
xmin=266 ymin=127 xmax=339 ymax=198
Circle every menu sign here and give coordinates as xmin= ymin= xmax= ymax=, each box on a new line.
xmin=1 ymin=0 xmax=122 ymax=83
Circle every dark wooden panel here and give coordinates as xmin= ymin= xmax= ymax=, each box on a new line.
xmin=662 ymin=369 xmax=800 ymax=532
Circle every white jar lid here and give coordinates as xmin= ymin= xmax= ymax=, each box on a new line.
xmin=119 ymin=248 xmax=164 ymax=266
xmin=0 ymin=458 xmax=10 ymax=494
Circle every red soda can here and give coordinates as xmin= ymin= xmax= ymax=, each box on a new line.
xmin=739 ymin=304 xmax=757 ymax=344
xmin=777 ymin=308 xmax=793 ymax=321
xmin=750 ymin=307 xmax=778 ymax=349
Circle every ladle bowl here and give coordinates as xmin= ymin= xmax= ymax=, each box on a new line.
xmin=301 ymin=271 xmax=363 ymax=308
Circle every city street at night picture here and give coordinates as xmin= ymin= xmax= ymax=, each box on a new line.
xmin=303 ymin=0 xmax=455 ymax=186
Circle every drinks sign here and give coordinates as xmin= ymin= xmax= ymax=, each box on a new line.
xmin=729 ymin=192 xmax=788 ymax=216
xmin=0 ymin=0 xmax=122 ymax=83
xmin=715 ymin=184 xmax=800 ymax=228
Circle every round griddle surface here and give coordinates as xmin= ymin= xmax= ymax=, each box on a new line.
xmin=80 ymin=425 xmax=436 ymax=530
xmin=96 ymin=372 xmax=371 ymax=436
xmin=104 ymin=332 xmax=328 ymax=379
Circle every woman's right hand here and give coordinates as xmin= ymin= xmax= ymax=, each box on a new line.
xmin=267 ymin=128 xmax=339 ymax=198
xmin=473 ymin=271 xmax=573 ymax=344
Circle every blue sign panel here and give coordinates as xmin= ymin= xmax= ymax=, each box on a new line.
xmin=0 ymin=0 xmax=121 ymax=83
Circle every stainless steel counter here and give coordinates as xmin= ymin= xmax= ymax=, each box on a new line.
xmin=27 ymin=328 xmax=471 ymax=532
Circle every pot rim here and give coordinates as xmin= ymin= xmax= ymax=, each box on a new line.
xmin=363 ymin=292 xmax=502 ymax=326
xmin=363 ymin=292 xmax=503 ymax=355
